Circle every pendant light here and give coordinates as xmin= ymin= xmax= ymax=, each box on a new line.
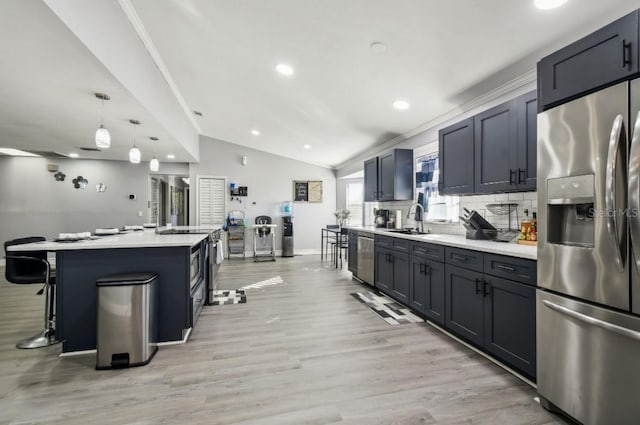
xmin=94 ymin=93 xmax=111 ymax=149
xmin=149 ymin=136 xmax=160 ymax=171
xmin=149 ymin=157 xmax=159 ymax=171
xmin=128 ymin=119 xmax=141 ymax=164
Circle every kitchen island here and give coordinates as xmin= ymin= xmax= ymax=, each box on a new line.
xmin=7 ymin=230 xmax=214 ymax=353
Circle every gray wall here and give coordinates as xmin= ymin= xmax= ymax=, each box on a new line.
xmin=190 ymin=136 xmax=337 ymax=253
xmin=0 ymin=156 xmax=188 ymax=245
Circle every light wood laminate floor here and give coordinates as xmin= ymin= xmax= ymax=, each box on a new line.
xmin=0 ymin=256 xmax=567 ymax=425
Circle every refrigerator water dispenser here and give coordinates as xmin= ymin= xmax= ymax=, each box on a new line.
xmin=546 ymin=175 xmax=595 ymax=248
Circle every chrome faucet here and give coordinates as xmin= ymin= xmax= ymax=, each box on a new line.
xmin=406 ymin=202 xmax=425 ymax=233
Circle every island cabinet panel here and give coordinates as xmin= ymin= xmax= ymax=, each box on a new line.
xmin=56 ymin=246 xmax=191 ymax=353
xmin=445 ymin=264 xmax=485 ymax=346
xmin=538 ymin=10 xmax=639 ymax=111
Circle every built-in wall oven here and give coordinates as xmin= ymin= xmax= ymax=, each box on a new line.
xmin=190 ymin=244 xmax=202 ymax=290
xmin=190 ymin=243 xmax=205 ymax=326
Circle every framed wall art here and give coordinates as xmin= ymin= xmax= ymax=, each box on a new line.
xmin=293 ymin=180 xmax=322 ymax=203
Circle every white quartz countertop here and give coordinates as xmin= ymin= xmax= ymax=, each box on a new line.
xmin=7 ymin=230 xmax=209 ymax=252
xmin=349 ymin=226 xmax=537 ymax=260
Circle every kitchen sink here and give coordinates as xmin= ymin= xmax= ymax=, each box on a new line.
xmin=385 ymin=229 xmax=429 ymax=235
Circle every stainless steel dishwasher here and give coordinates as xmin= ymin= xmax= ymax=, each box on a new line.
xmin=356 ymin=232 xmax=374 ymax=286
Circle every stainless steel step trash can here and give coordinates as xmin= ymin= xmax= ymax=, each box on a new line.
xmin=96 ymin=272 xmax=158 ymax=370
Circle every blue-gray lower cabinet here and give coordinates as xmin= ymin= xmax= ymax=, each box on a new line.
xmin=409 ymin=257 xmax=445 ymax=325
xmin=483 ymin=276 xmax=536 ymax=378
xmin=445 ymin=264 xmax=485 ymax=346
xmin=374 ymin=246 xmax=409 ymax=304
xmin=445 ymin=263 xmax=536 ymax=379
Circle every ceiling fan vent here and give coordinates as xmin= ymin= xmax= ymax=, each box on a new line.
xmin=80 ymin=147 xmax=102 ymax=152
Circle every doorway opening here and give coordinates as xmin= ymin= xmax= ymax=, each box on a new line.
xmin=150 ymin=175 xmax=190 ymax=226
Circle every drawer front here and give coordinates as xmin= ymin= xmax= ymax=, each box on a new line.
xmin=484 ymin=254 xmax=537 ymax=286
xmin=445 ymin=247 xmax=483 ymax=272
xmin=375 ymin=235 xmax=409 ymax=252
xmin=410 ymin=241 xmax=444 ymax=261
xmin=375 ymin=235 xmax=392 ymax=248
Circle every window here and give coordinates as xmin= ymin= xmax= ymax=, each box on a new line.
xmin=346 ymin=182 xmax=363 ymax=226
xmin=416 ymin=154 xmax=459 ymax=223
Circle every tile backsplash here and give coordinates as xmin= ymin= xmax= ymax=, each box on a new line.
xmin=380 ymin=191 xmax=538 ymax=235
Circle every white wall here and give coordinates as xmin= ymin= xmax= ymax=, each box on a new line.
xmin=0 ymin=156 xmax=188 ymax=245
xmin=190 ymin=136 xmax=336 ymax=254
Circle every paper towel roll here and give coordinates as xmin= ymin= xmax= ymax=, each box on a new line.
xmin=395 ymin=210 xmax=402 ymax=229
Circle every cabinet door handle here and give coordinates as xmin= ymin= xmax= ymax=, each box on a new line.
xmin=419 ymin=263 xmax=424 ymax=274
xmin=622 ymin=39 xmax=632 ymax=68
xmin=451 ymin=254 xmax=468 ymax=262
xmin=475 ymin=278 xmax=482 ymax=294
xmin=496 ymin=264 xmax=516 ymax=272
xmin=518 ymin=168 xmax=526 ymax=185
xmin=483 ymin=280 xmax=490 ymax=297
xmin=509 ymin=169 xmax=516 ymax=185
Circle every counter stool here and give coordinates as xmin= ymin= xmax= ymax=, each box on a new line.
xmin=4 ymin=237 xmax=60 ymax=349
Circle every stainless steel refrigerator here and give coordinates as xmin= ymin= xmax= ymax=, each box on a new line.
xmin=537 ymin=80 xmax=640 ymax=425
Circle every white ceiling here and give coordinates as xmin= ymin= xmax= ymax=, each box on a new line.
xmin=1 ymin=0 xmax=639 ymax=168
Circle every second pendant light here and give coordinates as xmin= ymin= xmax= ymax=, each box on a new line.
xmin=129 ymin=119 xmax=141 ymax=164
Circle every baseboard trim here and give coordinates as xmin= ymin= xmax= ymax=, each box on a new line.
xmin=226 ymin=249 xmax=321 ymax=259
xmin=58 ymin=331 xmax=191 ymax=357
xmin=425 ymin=320 xmax=536 ymax=389
xmin=59 ymin=349 xmax=96 ymax=358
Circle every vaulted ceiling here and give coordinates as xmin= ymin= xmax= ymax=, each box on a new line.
xmin=0 ymin=0 xmax=638 ymax=168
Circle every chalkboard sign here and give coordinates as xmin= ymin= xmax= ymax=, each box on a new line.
xmin=293 ymin=180 xmax=322 ymax=202
xmin=294 ymin=181 xmax=308 ymax=202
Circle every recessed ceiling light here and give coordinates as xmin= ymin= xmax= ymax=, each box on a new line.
xmin=370 ymin=42 xmax=387 ymax=53
xmin=167 ymin=154 xmax=175 ymax=159
xmin=276 ymin=64 xmax=294 ymax=76
xmin=251 ymin=129 xmax=260 ymax=136
xmin=68 ymin=153 xmax=79 ymax=158
xmin=304 ymin=144 xmax=311 ymax=150
xmin=0 ymin=148 xmax=40 ymax=157
xmin=393 ymin=100 xmax=410 ymax=110
xmin=534 ymin=0 xmax=568 ymax=10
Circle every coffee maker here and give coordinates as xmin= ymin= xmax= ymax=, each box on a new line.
xmin=374 ymin=209 xmax=390 ymax=228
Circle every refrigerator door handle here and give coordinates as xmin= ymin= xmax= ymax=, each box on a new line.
xmin=606 ymin=114 xmax=625 ymax=271
xmin=543 ymin=300 xmax=640 ymax=342
xmin=629 ymin=111 xmax=640 ymax=274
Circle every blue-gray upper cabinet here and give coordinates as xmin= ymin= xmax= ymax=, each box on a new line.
xmin=439 ymin=92 xmax=537 ymax=195
xmin=516 ymin=91 xmax=537 ymax=190
xmin=364 ymin=149 xmax=413 ymax=202
xmin=364 ymin=157 xmax=378 ymax=202
xmin=474 ymin=100 xmax=518 ymax=193
xmin=438 ymin=117 xmax=475 ymax=195
xmin=538 ymin=10 xmax=639 ymax=111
